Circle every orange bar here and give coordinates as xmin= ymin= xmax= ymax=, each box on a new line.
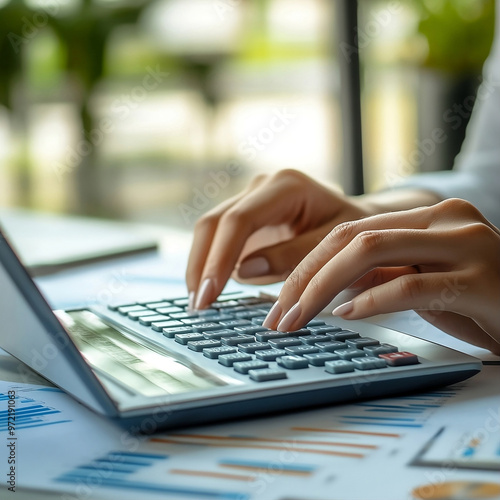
xmin=220 ymin=464 xmax=312 ymax=477
xmin=291 ymin=427 xmax=400 ymax=438
xmin=171 ymin=433 xmax=376 ymax=450
xmin=169 ymin=469 xmax=254 ymax=482
xmin=150 ymin=437 xmax=365 ymax=459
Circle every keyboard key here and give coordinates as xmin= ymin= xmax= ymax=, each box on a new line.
xmin=188 ymin=339 xmax=222 ymax=352
xmin=219 ymin=319 xmax=252 ymax=328
xmin=206 ymin=314 xmax=236 ymax=322
xmin=162 ymin=326 xmax=194 ymax=338
xmin=233 ymin=325 xmax=270 ymax=335
xmin=352 ymin=357 xmax=387 ymax=370
xmin=144 ymin=301 xmax=174 ymax=309
xmin=325 ymin=359 xmax=355 ymax=374
xmin=128 ymin=310 xmax=158 ymax=320
xmin=327 ymin=330 xmax=360 ymax=341
xmin=117 ymin=305 xmax=145 ymax=314
xmin=234 ymin=310 xmax=264 ymax=319
xmin=255 ymin=331 xmax=290 ymax=342
xmin=379 ymin=351 xmax=419 ymax=366
xmin=299 ymin=335 xmax=329 ymax=345
xmin=269 ymin=338 xmax=302 ymax=349
xmin=203 ymin=346 xmax=237 ymax=359
xmin=251 ymin=316 xmax=268 ymax=325
xmin=139 ymin=315 xmax=170 ymax=326
xmin=308 ymin=325 xmax=342 ymax=334
xmin=304 ymin=352 xmax=339 ymax=366
xmin=156 ymin=306 xmax=184 ymax=314
xmin=197 ymin=308 xmax=219 ymax=317
xmin=283 ymin=329 xmax=311 ymax=338
xmin=284 ymin=345 xmax=320 ymax=355
xmin=248 ymin=368 xmax=287 ymax=382
xmin=306 ymin=320 xmax=327 ymax=327
xmin=151 ymin=320 xmax=185 ymax=332
xmin=211 ymin=300 xmax=239 ymax=309
xmin=238 ymin=342 xmax=272 ymax=353
xmin=238 ymin=297 xmax=266 ymax=306
xmin=363 ymin=344 xmax=398 ymax=356
xmin=202 ymin=329 xmax=236 ymax=340
xmin=218 ymin=353 xmax=253 ymax=367
xmin=346 ymin=337 xmax=380 ymax=349
xmin=335 ymin=348 xmax=366 ymax=360
xmin=182 ymin=318 xmax=215 ymax=326
xmin=108 ymin=302 xmax=136 ymax=311
xmin=233 ymin=360 xmax=269 ymax=374
xmin=222 ymin=335 xmax=256 ymax=346
xmin=192 ymin=323 xmax=225 ymax=333
xmin=317 ymin=341 xmax=348 ymax=352
xmin=175 ymin=333 xmax=205 ymax=345
xmin=255 ymin=348 xmax=287 ymax=361
xmin=169 ymin=312 xmax=200 ymax=320
xmin=277 ymin=356 xmax=309 ymax=370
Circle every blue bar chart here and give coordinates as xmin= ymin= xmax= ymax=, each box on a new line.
xmin=0 ymin=390 xmax=71 ymax=432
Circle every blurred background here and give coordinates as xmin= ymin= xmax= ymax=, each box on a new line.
xmin=0 ymin=0 xmax=495 ymax=229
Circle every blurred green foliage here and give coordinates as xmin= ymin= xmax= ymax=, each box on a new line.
xmin=410 ymin=0 xmax=495 ymax=74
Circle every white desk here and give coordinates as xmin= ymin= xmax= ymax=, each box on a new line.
xmin=0 ymin=227 xmax=499 ymax=500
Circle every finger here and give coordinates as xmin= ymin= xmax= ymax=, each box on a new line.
xmin=235 ymin=222 xmax=335 ymax=283
xmin=185 ymin=175 xmax=268 ymax=299
xmin=269 ymin=207 xmax=435 ymax=324
xmin=274 ymin=227 xmax=463 ymax=331
xmin=193 ymin=174 xmax=320 ymax=308
xmin=331 ymin=272 xmax=469 ymax=319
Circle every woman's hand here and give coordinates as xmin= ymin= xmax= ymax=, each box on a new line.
xmin=186 ymin=169 xmax=442 ymax=310
xmin=186 ymin=169 xmax=375 ymax=309
xmin=263 ymin=198 xmax=500 ymax=355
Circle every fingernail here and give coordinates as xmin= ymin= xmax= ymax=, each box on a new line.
xmin=238 ymin=257 xmax=270 ymax=279
xmin=262 ymin=301 xmax=282 ymax=329
xmin=194 ymin=278 xmax=214 ymax=310
xmin=188 ymin=290 xmax=196 ymax=311
xmin=332 ymin=301 xmax=354 ymax=317
xmin=277 ymin=302 xmax=301 ymax=332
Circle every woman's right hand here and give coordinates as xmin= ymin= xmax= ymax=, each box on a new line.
xmin=186 ymin=169 xmax=375 ymax=309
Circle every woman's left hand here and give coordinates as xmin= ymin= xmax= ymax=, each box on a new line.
xmin=263 ymin=199 xmax=500 ymax=355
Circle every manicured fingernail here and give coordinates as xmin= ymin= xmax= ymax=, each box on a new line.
xmin=238 ymin=257 xmax=270 ymax=278
xmin=277 ymin=302 xmax=301 ymax=332
xmin=194 ymin=278 xmax=214 ymax=310
xmin=188 ymin=290 xmax=196 ymax=311
xmin=262 ymin=301 xmax=282 ymax=329
xmin=332 ymin=301 xmax=354 ymax=317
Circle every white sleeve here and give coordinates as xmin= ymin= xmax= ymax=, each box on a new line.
xmin=392 ymin=1 xmax=500 ymax=228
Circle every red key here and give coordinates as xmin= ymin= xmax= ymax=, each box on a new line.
xmin=379 ymin=351 xmax=419 ymax=366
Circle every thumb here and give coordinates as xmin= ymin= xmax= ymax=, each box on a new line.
xmin=235 ymin=224 xmax=331 ymax=284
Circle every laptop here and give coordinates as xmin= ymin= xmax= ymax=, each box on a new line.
xmin=0 ymin=229 xmax=482 ymax=431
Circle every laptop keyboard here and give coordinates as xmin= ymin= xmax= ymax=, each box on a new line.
xmin=107 ymin=295 xmax=420 ymax=383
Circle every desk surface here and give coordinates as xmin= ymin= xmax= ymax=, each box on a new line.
xmin=0 ymin=227 xmax=499 ymax=500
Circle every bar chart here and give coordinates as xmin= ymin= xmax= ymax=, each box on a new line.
xmin=0 ymin=388 xmax=71 ymax=432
